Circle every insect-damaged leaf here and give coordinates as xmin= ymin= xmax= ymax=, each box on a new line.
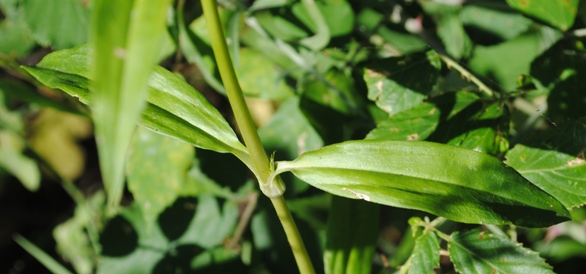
xmin=273 ymin=140 xmax=570 ymax=227
xmin=22 ymin=44 xmax=249 ymax=165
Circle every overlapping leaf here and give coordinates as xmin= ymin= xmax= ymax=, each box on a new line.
xmin=505 ymin=119 xmax=586 ymax=209
xmin=364 ymin=51 xmax=440 ymax=116
xmin=273 ymin=140 xmax=570 ymax=227
xmin=22 ymin=45 xmax=249 ymax=164
xmin=449 ymin=229 xmax=553 ymax=274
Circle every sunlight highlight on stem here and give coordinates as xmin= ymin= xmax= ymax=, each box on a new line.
xmin=199 ymin=0 xmax=315 ymax=273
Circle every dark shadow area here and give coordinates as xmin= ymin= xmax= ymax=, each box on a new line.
xmin=158 ymin=197 xmax=198 ymax=242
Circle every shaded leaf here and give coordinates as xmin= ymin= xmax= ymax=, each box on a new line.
xmin=505 ymin=119 xmax=586 ymax=209
xmin=126 ymin=127 xmax=194 ymax=230
xmin=22 ymin=45 xmax=249 ymax=164
xmin=364 ymin=51 xmax=440 ymax=116
xmin=449 ymin=229 xmax=553 ymax=274
xmin=407 ymin=230 xmax=440 ymax=274
xmin=273 ymin=140 xmax=570 ymax=227
xmin=506 ymin=0 xmax=579 ymax=31
xmin=0 ymin=1 xmax=35 ymax=57
xmin=255 ymin=10 xmax=309 ymax=41
xmin=530 ymin=38 xmax=586 ymax=123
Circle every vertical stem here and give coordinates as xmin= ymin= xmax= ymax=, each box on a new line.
xmin=200 ymin=1 xmax=315 ymax=273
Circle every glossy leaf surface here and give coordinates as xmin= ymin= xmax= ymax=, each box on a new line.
xmin=22 ymin=45 xmax=249 ymax=163
xmin=274 ymin=140 xmax=570 ymax=227
xmin=449 ymin=229 xmax=553 ymax=274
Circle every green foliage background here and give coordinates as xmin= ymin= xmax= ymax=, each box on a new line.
xmin=1 ymin=0 xmax=585 ymax=273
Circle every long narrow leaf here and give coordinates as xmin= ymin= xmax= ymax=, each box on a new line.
xmin=273 ymin=140 xmax=570 ymax=227
xmin=90 ymin=0 xmax=172 ymax=206
xmin=23 ymin=46 xmax=248 ymax=163
xmin=13 ymin=234 xmax=73 ymax=274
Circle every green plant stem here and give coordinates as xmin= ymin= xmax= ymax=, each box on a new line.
xmin=200 ymin=1 xmax=314 ymax=273
xmin=438 ymin=54 xmax=497 ymax=99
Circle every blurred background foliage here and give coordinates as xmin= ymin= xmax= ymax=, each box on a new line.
xmin=1 ymin=0 xmax=585 ymax=273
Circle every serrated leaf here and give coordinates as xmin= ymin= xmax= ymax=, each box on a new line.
xmin=407 ymin=231 xmax=440 ymax=274
xmin=126 ymin=127 xmax=194 ymax=231
xmin=505 ymin=119 xmax=586 ymax=209
xmin=364 ymin=51 xmax=440 ymax=115
xmin=506 ymin=0 xmax=579 ymax=31
xmin=273 ymin=140 xmax=570 ymax=227
xmin=22 ymin=45 xmax=249 ymax=163
xmin=449 ymin=229 xmax=553 ymax=274
xmin=22 ymin=0 xmax=90 ymax=49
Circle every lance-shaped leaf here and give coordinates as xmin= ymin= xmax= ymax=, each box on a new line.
xmin=22 ymin=45 xmax=249 ymax=166
xmin=89 ymin=0 xmax=172 ymax=206
xmin=272 ymin=140 xmax=570 ymax=227
xmin=449 ymin=229 xmax=554 ymax=274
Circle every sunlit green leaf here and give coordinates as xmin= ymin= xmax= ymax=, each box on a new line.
xmin=505 ymin=119 xmax=586 ymax=209
xmin=366 ymin=101 xmax=440 ymax=141
xmin=126 ymin=127 xmax=194 ymax=231
xmin=460 ymin=5 xmax=532 ymax=40
xmin=22 ymin=45 xmax=249 ymax=164
xmin=407 ymin=230 xmax=439 ymax=274
xmin=274 ymin=140 xmax=570 ymax=227
xmin=22 ymin=0 xmax=90 ymax=49
xmin=449 ymin=229 xmax=553 ymax=274
xmin=235 ymin=48 xmax=294 ymax=100
xmin=292 ymin=0 xmax=330 ymax=51
xmin=364 ymin=51 xmax=440 ymax=115
xmin=469 ymin=26 xmax=561 ymax=91
xmin=506 ymin=0 xmax=579 ymax=31
xmin=437 ymin=13 xmax=472 ymax=59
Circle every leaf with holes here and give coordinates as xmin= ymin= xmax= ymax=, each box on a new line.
xmin=449 ymin=229 xmax=554 ymax=274
xmin=272 ymin=140 xmax=570 ymax=227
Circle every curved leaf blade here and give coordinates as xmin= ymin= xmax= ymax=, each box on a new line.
xmin=274 ymin=140 xmax=570 ymax=227
xmin=22 ymin=45 xmax=249 ymax=163
xmin=449 ymin=229 xmax=553 ymax=274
